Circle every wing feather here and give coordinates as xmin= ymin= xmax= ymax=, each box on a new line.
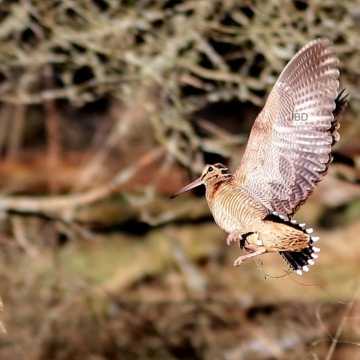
xmin=234 ymin=39 xmax=342 ymax=216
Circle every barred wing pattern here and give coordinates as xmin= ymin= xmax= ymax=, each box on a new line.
xmin=234 ymin=39 xmax=340 ymax=216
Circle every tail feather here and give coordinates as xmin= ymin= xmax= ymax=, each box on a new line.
xmin=266 ymin=212 xmax=320 ymax=275
xmin=281 ymin=245 xmax=319 ymax=275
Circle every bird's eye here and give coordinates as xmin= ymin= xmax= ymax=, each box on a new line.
xmin=208 ymin=166 xmax=213 ymax=172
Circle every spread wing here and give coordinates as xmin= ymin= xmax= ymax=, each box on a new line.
xmin=234 ymin=39 xmax=340 ymax=216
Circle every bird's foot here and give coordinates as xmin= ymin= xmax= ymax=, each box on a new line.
xmin=226 ymin=231 xmax=243 ymax=247
xmin=233 ymin=246 xmax=266 ymax=267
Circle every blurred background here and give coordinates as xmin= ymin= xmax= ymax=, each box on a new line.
xmin=0 ymin=0 xmax=358 ymax=359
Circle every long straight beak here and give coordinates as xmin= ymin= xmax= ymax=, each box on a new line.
xmin=171 ymin=177 xmax=203 ymax=198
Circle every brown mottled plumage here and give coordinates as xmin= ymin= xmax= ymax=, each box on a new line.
xmin=173 ymin=39 xmax=348 ymax=275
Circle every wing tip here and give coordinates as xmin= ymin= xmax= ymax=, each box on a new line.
xmin=301 ymin=38 xmax=333 ymax=52
xmin=334 ymin=88 xmax=349 ymax=116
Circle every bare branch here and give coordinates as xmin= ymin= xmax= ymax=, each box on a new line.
xmin=0 ymin=147 xmax=164 ymax=213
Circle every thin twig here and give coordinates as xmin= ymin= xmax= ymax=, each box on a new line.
xmin=11 ymin=216 xmax=39 ymax=257
xmin=44 ymin=65 xmax=62 ymax=193
xmin=6 ymin=104 xmax=25 ymax=161
xmin=325 ymin=285 xmax=359 ymax=360
xmin=168 ymin=231 xmax=207 ymax=297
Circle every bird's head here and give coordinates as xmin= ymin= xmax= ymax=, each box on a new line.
xmin=172 ymin=163 xmax=231 ymax=197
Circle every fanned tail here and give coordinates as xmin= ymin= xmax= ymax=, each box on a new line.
xmin=266 ymin=212 xmax=320 ymax=275
xmin=280 ymin=245 xmax=320 ymax=276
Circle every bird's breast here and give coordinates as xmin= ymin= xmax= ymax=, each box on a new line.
xmin=208 ymin=184 xmax=266 ymax=234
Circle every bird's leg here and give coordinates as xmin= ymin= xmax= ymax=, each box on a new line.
xmin=233 ymin=245 xmax=266 ymax=267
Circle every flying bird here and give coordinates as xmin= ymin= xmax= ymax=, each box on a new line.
xmin=173 ymin=39 xmax=348 ymax=275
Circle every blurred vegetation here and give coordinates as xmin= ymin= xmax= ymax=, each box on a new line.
xmin=0 ymin=0 xmax=358 ymax=171
xmin=0 ymin=0 xmax=358 ymax=359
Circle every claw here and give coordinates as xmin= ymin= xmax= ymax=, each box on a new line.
xmin=233 ymin=257 xmax=243 ymax=267
xmin=226 ymin=232 xmax=242 ymax=247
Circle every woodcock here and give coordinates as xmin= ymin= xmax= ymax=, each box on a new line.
xmin=173 ymin=39 xmax=348 ymax=275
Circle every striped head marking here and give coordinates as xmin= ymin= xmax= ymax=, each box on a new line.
xmin=172 ymin=163 xmax=231 ymax=198
xmin=201 ymin=163 xmax=231 ymax=184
